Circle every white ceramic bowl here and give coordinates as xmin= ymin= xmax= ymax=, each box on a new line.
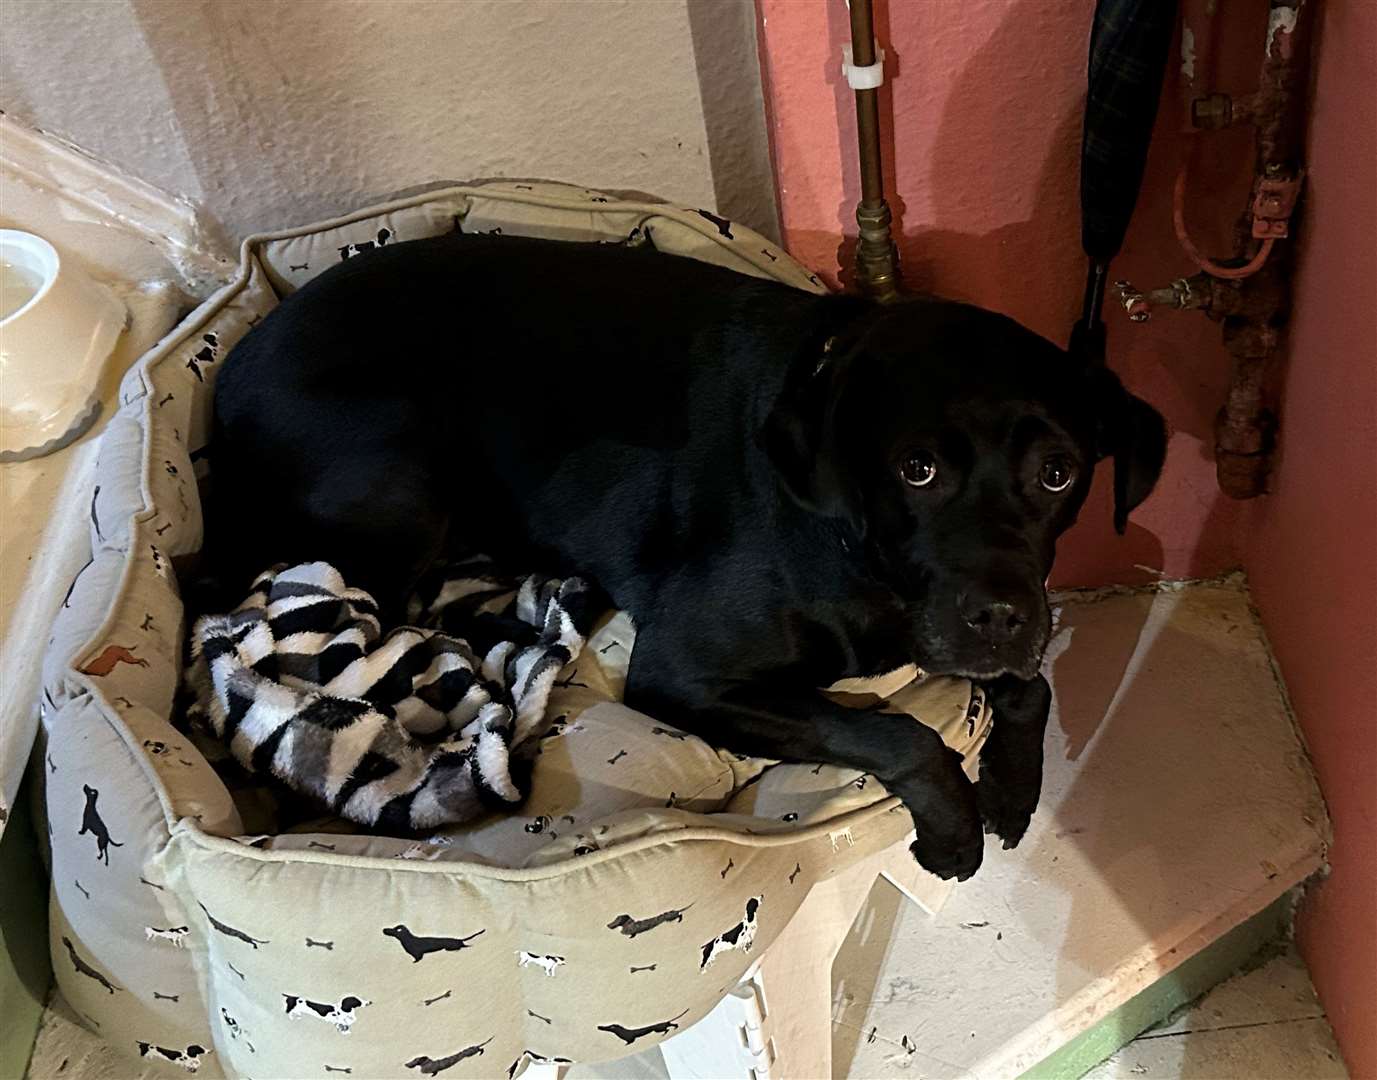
xmin=1 ymin=229 xmax=127 ymax=461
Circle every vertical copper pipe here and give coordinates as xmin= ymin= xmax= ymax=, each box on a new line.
xmin=1213 ymin=0 xmax=1315 ymax=498
xmin=849 ymin=0 xmax=901 ymax=301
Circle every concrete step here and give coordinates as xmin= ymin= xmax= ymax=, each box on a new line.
xmin=830 ymin=578 xmax=1329 ymax=1078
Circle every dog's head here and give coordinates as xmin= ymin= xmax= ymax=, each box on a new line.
xmin=764 ymin=296 xmax=1166 ymax=680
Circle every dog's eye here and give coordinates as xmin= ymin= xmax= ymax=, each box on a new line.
xmin=899 ymin=451 xmax=938 ymax=488
xmin=1039 ymin=456 xmax=1074 ymax=492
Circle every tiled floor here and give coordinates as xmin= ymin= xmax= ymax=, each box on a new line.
xmin=27 ymin=945 xmax=1346 ymax=1078
xmin=1084 ymin=946 xmax=1346 ymax=1080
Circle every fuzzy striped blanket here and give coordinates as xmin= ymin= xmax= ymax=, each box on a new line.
xmin=186 ymin=559 xmax=599 ymax=833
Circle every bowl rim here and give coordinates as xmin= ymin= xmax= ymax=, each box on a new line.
xmin=0 ymin=228 xmax=62 ymax=327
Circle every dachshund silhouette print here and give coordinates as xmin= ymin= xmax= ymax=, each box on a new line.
xmin=198 ymin=902 xmax=269 ymax=948
xmin=598 ymin=1010 xmax=690 ymax=1046
xmin=700 ymin=897 xmax=762 ymax=970
xmin=693 ymin=208 xmax=734 ymax=238
xmin=404 ymin=1038 xmax=493 ymax=1075
xmin=606 ymin=904 xmax=693 ymax=938
xmin=137 ymin=1042 xmax=210 ymax=1072
xmin=506 ymin=1050 xmax=573 ymax=1078
xmin=78 ymin=785 xmax=122 ymax=864
xmin=62 ymin=936 xmax=121 ymax=994
xmin=384 ymin=924 xmax=485 ymax=962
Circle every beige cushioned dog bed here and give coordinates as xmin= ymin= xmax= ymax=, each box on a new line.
xmin=34 ymin=181 xmax=991 ymax=1078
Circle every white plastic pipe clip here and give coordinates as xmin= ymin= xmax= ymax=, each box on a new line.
xmin=842 ymin=41 xmax=886 ymax=90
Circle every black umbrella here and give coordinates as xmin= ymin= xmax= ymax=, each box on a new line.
xmin=1070 ymin=0 xmax=1180 ymax=366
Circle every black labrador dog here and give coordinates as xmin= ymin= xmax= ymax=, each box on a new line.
xmin=206 ymin=233 xmax=1166 ymax=880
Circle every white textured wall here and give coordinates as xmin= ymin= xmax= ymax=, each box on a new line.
xmin=1 ymin=0 xmax=777 ymax=244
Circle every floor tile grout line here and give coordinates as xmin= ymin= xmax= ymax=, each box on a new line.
xmin=1135 ymin=1014 xmax=1328 ymax=1041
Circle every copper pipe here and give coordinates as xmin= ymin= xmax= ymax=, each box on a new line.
xmin=1117 ymin=0 xmax=1316 ymax=499
xmin=848 ymin=0 xmax=901 ymax=302
xmin=1213 ymin=0 xmax=1315 ymax=499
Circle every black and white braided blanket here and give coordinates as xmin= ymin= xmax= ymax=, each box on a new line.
xmin=186 ymin=559 xmax=600 ymax=833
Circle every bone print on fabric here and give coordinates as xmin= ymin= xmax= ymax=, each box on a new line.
xmin=187 ymin=558 xmax=599 ymax=831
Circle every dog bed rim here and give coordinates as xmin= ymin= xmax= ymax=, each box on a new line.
xmin=170 ymin=794 xmax=906 ymax=881
xmin=227 ymin=182 xmax=817 ymax=290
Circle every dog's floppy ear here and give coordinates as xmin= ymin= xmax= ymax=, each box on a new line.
xmin=761 ymin=336 xmax=863 ymax=530
xmin=1089 ymin=366 xmax=1168 ymax=533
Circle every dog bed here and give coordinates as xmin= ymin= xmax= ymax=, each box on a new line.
xmin=32 ymin=181 xmax=993 ymax=1078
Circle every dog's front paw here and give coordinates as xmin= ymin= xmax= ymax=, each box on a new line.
xmin=906 ymin=757 xmax=984 ymax=881
xmin=909 ymin=827 xmax=983 ymax=881
xmin=975 ymin=771 xmax=1038 ymax=850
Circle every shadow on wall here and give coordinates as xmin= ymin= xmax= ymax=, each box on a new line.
xmin=776 ymin=0 xmax=1274 ymax=587
xmin=112 ymin=0 xmax=767 ymax=242
xmin=685 ymin=0 xmax=781 ymax=243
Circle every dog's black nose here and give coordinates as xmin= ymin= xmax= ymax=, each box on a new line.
xmin=960 ymin=594 xmax=1029 ymax=643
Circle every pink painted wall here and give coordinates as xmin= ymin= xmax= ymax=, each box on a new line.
xmin=756 ymin=0 xmax=1266 ymax=588
xmin=1243 ymin=3 xmax=1377 ymax=1077
xmin=757 ymin=2 xmax=1375 ymax=1073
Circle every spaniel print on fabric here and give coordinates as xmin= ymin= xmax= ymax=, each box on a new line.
xmin=144 ymin=924 xmax=189 ymax=948
xmin=700 ymin=896 xmax=762 ymax=970
xmin=516 ymin=951 xmax=565 ymax=977
xmin=282 ymin=994 xmax=371 ymax=1034
xmin=136 ymin=1042 xmax=211 ymax=1072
